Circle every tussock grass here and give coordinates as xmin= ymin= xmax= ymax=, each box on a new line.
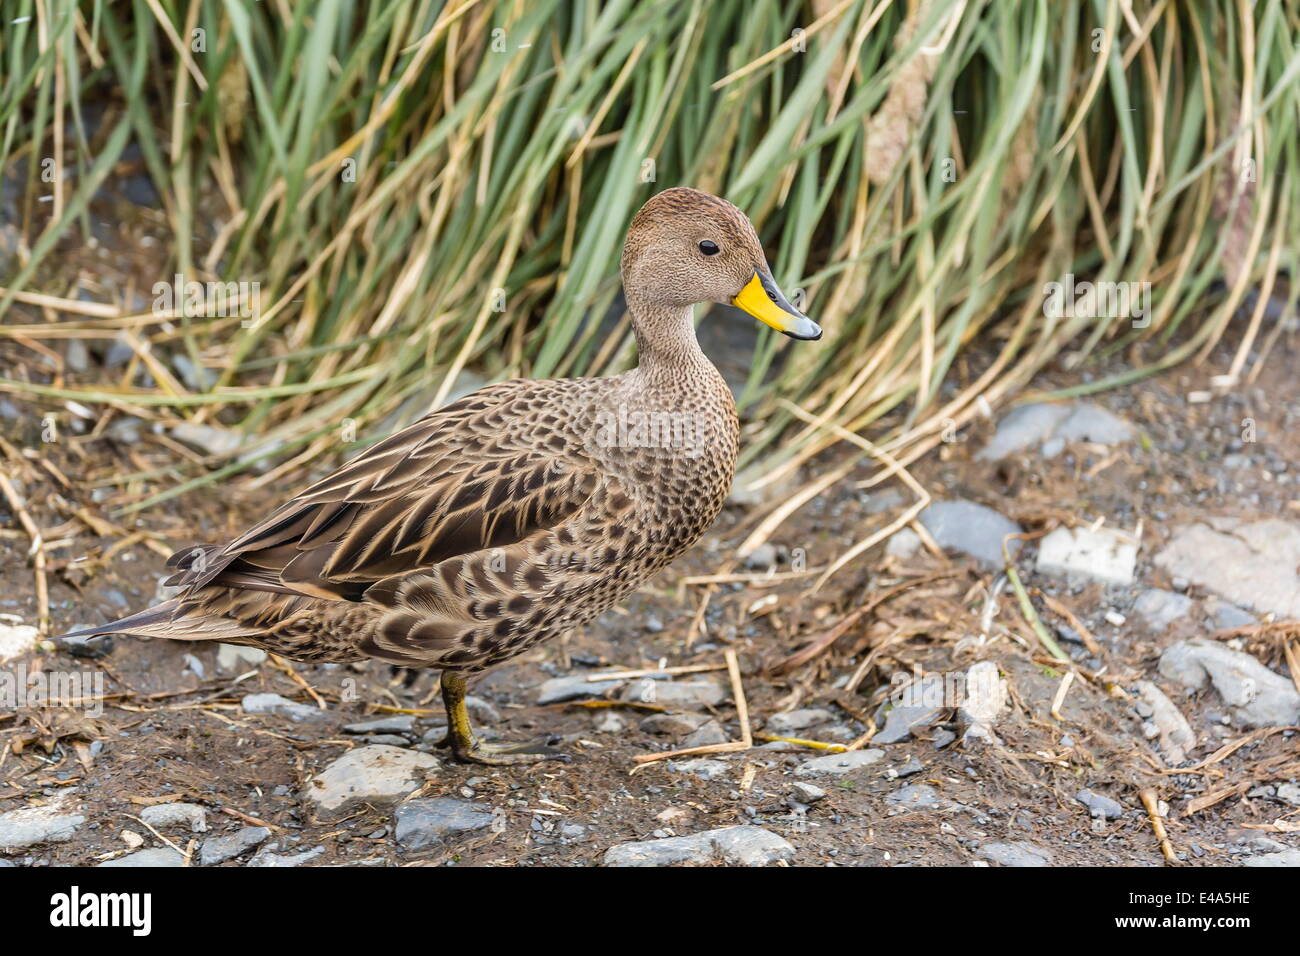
xmin=1 ymin=0 xmax=1297 ymax=529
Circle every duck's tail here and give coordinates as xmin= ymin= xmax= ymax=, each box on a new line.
xmin=53 ymin=601 xmax=184 ymax=641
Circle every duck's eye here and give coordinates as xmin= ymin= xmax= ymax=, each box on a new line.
xmin=698 ymin=240 xmax=720 ymax=256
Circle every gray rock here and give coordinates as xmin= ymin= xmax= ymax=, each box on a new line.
xmin=199 ymin=827 xmax=270 ymax=865
xmin=170 ymin=421 xmax=242 ymax=458
xmin=1133 ymin=589 xmax=1194 ymax=630
xmin=895 ymin=756 xmax=925 ymax=777
xmin=887 ymin=784 xmax=958 ymax=811
xmin=1277 ymin=784 xmax=1300 ymax=807
xmin=873 ymin=675 xmax=947 ymax=744
xmin=394 ymin=798 xmax=497 ymax=852
xmin=764 ymin=708 xmax=835 ymax=734
xmin=791 ymin=782 xmax=826 ymax=802
xmin=680 ymin=720 xmax=728 ymax=748
xmin=742 ymin=544 xmax=778 ymax=569
xmin=621 ymin=679 xmax=725 ymax=709
xmin=1036 ymin=526 xmax=1138 ymax=587
xmin=795 ymin=749 xmax=884 ymax=777
xmin=639 ymin=713 xmax=712 ymax=736
xmin=344 ymin=716 xmax=417 ymax=735
xmin=1159 ymin=639 xmax=1300 ymax=727
xmin=976 ymin=841 xmax=1054 ymax=867
xmin=604 ymin=826 xmax=794 ymax=867
xmin=535 ymin=675 xmax=624 ymax=705
xmin=247 ymin=844 xmax=325 ymax=867
xmin=98 ymin=848 xmax=184 ymax=868
xmin=307 ymin=745 xmax=439 ymax=814
xmin=886 ymin=527 xmax=922 ymax=558
xmin=1135 ymin=681 xmax=1197 ymax=765
xmin=241 ymin=692 xmax=328 ymax=723
xmin=1076 ymin=788 xmax=1125 ymax=820
xmin=1154 ymin=518 xmax=1300 ymax=618
xmin=139 ymin=803 xmax=208 ymax=833
xmin=919 ymin=501 xmax=1021 ymax=567
xmin=0 ymin=803 xmax=85 ymax=853
xmin=1204 ymin=598 xmax=1257 ymax=631
xmin=978 ymin=403 xmax=1072 ymax=460
xmin=1242 ymin=849 xmax=1300 ymax=867
xmin=1053 ymin=404 xmax=1134 ymax=446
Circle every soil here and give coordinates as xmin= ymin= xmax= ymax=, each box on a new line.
xmin=1 ymin=288 xmax=1298 ymax=867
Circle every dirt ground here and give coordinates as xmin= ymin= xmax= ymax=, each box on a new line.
xmin=2 ymin=308 xmax=1298 ymax=866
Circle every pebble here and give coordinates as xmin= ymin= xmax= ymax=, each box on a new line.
xmin=247 ymin=844 xmax=325 ymax=867
xmin=668 ymin=759 xmax=729 ymax=781
xmin=0 ymin=623 xmax=40 ymax=664
xmin=1154 ymin=517 xmax=1300 ymax=618
xmin=873 ymin=675 xmax=946 ymax=744
xmin=54 ymin=633 xmax=115 ymax=659
xmin=1159 ymin=639 xmax=1300 ymax=727
xmin=895 ymin=756 xmax=925 ymax=777
xmin=795 ymin=749 xmax=884 ymax=777
xmin=621 ymin=679 xmax=725 ymax=709
xmin=1276 ymin=783 xmax=1300 ymax=807
xmin=344 ymin=716 xmax=416 ymax=735
xmin=765 ymin=708 xmax=836 ymax=734
xmin=535 ymin=674 xmax=624 ymax=705
xmin=241 ymin=692 xmax=329 ymax=723
xmin=215 ymin=644 xmax=266 ymax=673
xmin=307 ymin=745 xmax=439 ymax=814
xmin=1132 ymin=589 xmax=1194 ymax=631
xmin=170 ymin=422 xmax=242 ymax=458
xmin=1035 ymin=525 xmax=1138 ymax=587
xmin=918 ymin=500 xmax=1022 ymax=567
xmin=393 ymin=797 xmax=497 ymax=852
xmin=978 ymin=402 xmax=1132 ymax=461
xmin=0 ymin=802 xmax=85 ymax=852
xmin=792 ymin=782 xmax=827 ymax=802
xmin=886 ymin=527 xmax=922 ymax=558
xmin=639 ymin=713 xmax=711 ymax=736
xmin=975 ymin=841 xmax=1055 ymax=867
xmin=603 ymin=826 xmax=794 ymax=867
xmin=99 ymin=848 xmax=185 ymax=868
xmin=1203 ymin=598 xmax=1257 ymax=631
xmin=593 ymin=711 xmax=626 ymax=733
xmin=887 ymin=784 xmax=958 ymax=812
xmin=1076 ymin=788 xmax=1125 ymax=820
xmin=139 ymin=802 xmax=208 ymax=833
xmin=1242 ymin=849 xmax=1300 ymax=867
xmin=680 ymin=720 xmax=728 ymax=748
xmin=1135 ymin=681 xmax=1196 ymax=765
xmin=199 ymin=827 xmax=270 ymax=865
xmin=960 ymin=661 xmax=1008 ymax=745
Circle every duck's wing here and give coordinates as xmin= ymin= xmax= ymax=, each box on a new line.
xmin=164 ymin=379 xmax=604 ymax=604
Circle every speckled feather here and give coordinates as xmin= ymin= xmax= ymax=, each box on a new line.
xmin=81 ymin=188 xmax=781 ymax=676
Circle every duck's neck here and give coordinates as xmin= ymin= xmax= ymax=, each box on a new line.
xmin=628 ymin=298 xmax=714 ymax=389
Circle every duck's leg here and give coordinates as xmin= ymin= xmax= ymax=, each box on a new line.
xmin=435 ymin=671 xmax=569 ymax=765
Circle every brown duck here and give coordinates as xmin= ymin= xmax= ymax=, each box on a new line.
xmin=64 ymin=187 xmax=821 ymax=764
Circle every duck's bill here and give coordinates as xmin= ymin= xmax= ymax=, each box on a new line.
xmin=732 ymin=272 xmax=822 ymax=340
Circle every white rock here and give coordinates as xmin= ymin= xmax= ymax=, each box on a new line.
xmin=307 ymin=745 xmax=438 ymax=814
xmin=1159 ymin=639 xmax=1300 ymax=727
xmin=886 ymin=527 xmax=921 ymax=558
xmin=0 ymin=623 xmax=40 ymax=664
xmin=216 ymin=644 xmax=267 ymax=673
xmin=960 ymin=661 xmax=1008 ymax=744
xmin=795 ymin=749 xmax=884 ymax=777
xmin=1135 ymin=681 xmax=1196 ymax=765
xmin=604 ymin=826 xmax=794 ymax=867
xmin=140 ymin=802 xmax=208 ymax=833
xmin=0 ymin=799 xmax=85 ymax=853
xmin=1036 ymin=525 xmax=1137 ymax=587
xmin=1154 ymin=518 xmax=1300 ymax=618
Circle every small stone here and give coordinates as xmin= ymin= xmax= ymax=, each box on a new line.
xmin=765 ymin=708 xmax=835 ymax=734
xmin=170 ymin=422 xmax=242 ymax=458
xmin=1159 ymin=639 xmax=1300 ymax=727
xmin=795 ymin=749 xmax=884 ymax=777
xmin=139 ymin=802 xmax=208 ymax=833
xmin=680 ymin=720 xmax=727 ymax=748
xmin=1076 ymin=788 xmax=1125 ymax=820
xmin=886 ymin=528 xmax=922 ymax=558
xmin=978 ymin=403 xmax=1072 ymax=460
xmin=247 ymin=844 xmax=325 ymax=867
xmin=895 ymin=756 xmax=925 ymax=777
xmin=593 ymin=711 xmax=626 ymax=733
xmin=873 ymin=675 xmax=947 ymax=744
xmin=99 ymin=848 xmax=184 ymax=868
xmin=639 ymin=713 xmax=711 ymax=736
xmin=1132 ymin=589 xmax=1194 ymax=631
xmin=54 ymin=633 xmax=115 ymax=659
xmin=1154 ymin=518 xmax=1300 ymax=619
xmin=0 ymin=802 xmax=85 ymax=852
xmin=743 ymin=544 xmax=778 ymax=569
xmin=960 ymin=661 xmax=1008 ymax=745
xmin=0 ymin=623 xmax=40 ymax=664
xmin=216 ymin=644 xmax=266 ymax=673
xmin=668 ymin=759 xmax=729 ymax=781
xmin=308 ymin=745 xmax=439 ymax=814
xmin=1036 ymin=526 xmax=1138 ymax=587
xmin=792 ymin=782 xmax=827 ymax=802
xmin=603 ymin=826 xmax=794 ymax=867
xmin=241 ymin=693 xmax=328 ymax=723
xmin=1051 ymin=404 xmax=1134 ymax=447
xmin=621 ymin=679 xmax=725 ymax=709
xmin=344 ymin=715 xmax=417 ymax=735
xmin=199 ymin=826 xmax=270 ymax=865
xmin=1242 ymin=849 xmax=1300 ymax=867
xmin=535 ymin=674 xmax=624 ymax=705
xmin=919 ymin=501 xmax=1022 ymax=567
xmin=976 ymin=841 xmax=1054 ymax=867
xmin=1204 ymin=598 xmax=1257 ymax=631
xmin=1135 ymin=681 xmax=1196 ymax=765
xmin=1276 ymin=783 xmax=1300 ymax=807
xmin=931 ymin=729 xmax=957 ymax=749
xmin=393 ymin=797 xmax=497 ymax=852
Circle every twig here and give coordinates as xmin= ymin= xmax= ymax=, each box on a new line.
xmin=1004 ymin=560 xmax=1069 ymax=663
xmin=1138 ymin=788 xmax=1177 ymax=864
xmin=584 ymin=662 xmax=725 ymax=682
xmin=0 ymin=469 xmax=49 ymax=633
xmin=268 ymin=653 xmax=327 ymax=709
xmin=632 ymin=649 xmax=751 ymax=765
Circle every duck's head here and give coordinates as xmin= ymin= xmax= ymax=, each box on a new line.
xmin=621 ymin=186 xmax=822 ymax=341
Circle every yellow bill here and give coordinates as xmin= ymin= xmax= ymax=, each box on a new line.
xmin=731 ymin=272 xmax=822 ymax=340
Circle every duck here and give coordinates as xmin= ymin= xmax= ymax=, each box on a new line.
xmin=61 ymin=187 xmax=822 ymax=765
